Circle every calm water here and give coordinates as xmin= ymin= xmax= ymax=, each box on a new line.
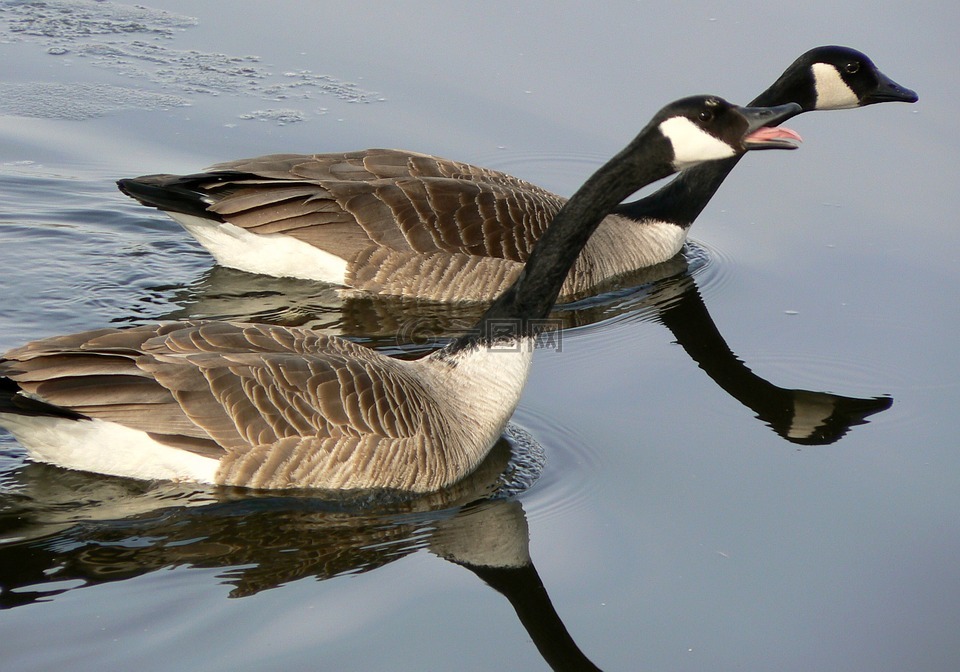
xmin=1 ymin=2 xmax=958 ymax=671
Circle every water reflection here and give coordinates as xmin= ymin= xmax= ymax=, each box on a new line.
xmin=652 ymin=273 xmax=893 ymax=444
xmin=129 ymin=245 xmax=892 ymax=444
xmin=0 ymin=434 xmax=602 ymax=671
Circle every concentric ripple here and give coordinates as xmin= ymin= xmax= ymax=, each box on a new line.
xmin=508 ymin=406 xmax=606 ymax=524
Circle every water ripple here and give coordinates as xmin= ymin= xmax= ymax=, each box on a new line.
xmin=683 ymin=236 xmax=738 ymax=297
xmin=0 ymin=170 xmax=206 ymax=344
xmin=510 ymin=406 xmax=604 ymax=525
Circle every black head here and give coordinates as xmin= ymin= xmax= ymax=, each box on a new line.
xmin=764 ymin=45 xmax=919 ymax=112
xmin=652 ymin=96 xmax=802 ymax=171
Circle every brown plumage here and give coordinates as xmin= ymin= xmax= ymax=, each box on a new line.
xmin=4 ymin=320 xmax=487 ymax=490
xmin=7 ymin=97 xmax=804 ymax=491
xmin=118 ymin=47 xmax=917 ymax=303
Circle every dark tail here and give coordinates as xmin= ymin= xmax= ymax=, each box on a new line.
xmin=0 ymin=376 xmax=88 ymax=420
xmin=117 ymin=173 xmax=227 ymax=221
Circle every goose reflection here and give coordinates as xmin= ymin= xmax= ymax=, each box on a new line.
xmin=646 ymin=271 xmax=892 ymax=444
xmin=129 ymin=245 xmax=891 ymax=444
xmin=0 ymin=431 xmax=602 ymax=671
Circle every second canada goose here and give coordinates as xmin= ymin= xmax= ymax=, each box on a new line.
xmin=0 ymin=96 xmax=801 ymax=492
xmin=118 ymin=46 xmax=915 ymax=302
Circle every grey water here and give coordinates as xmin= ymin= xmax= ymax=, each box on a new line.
xmin=0 ymin=1 xmax=958 ymax=670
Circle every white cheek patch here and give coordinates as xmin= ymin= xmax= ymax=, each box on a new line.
xmin=659 ymin=116 xmax=737 ymax=170
xmin=812 ymin=63 xmax=860 ymax=110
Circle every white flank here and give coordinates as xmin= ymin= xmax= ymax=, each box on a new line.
xmin=169 ymin=212 xmax=349 ymax=283
xmin=659 ymin=116 xmax=736 ymax=170
xmin=0 ymin=413 xmax=220 ymax=483
xmin=811 ymin=63 xmax=860 ymax=110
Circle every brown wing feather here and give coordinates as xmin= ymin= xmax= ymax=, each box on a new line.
xmin=216 ymin=434 xmax=441 ymax=490
xmin=2 ymin=322 xmax=439 ymax=473
xmin=1 ymin=325 xmax=224 ymax=454
xmin=188 ymin=150 xmax=568 ymax=263
xmin=346 ymin=247 xmax=522 ymax=302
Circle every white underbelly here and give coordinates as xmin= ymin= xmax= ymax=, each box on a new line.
xmin=170 ymin=212 xmax=349 ymax=283
xmin=1 ymin=413 xmax=220 ymax=483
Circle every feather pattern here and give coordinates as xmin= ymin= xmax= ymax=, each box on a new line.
xmin=206 ymin=152 xmax=561 ymax=262
xmin=2 ymin=321 xmax=531 ymax=491
xmin=128 ymin=151 xmax=693 ymax=301
xmin=118 ymin=47 xmax=916 ymax=303
xmin=8 ymin=96 xmax=810 ymax=491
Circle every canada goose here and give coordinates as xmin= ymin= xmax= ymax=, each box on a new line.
xmin=1 ymin=96 xmax=801 ymax=492
xmin=621 ymin=45 xmax=917 ymax=230
xmin=118 ymin=46 xmax=915 ymax=302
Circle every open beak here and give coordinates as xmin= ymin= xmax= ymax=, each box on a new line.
xmin=739 ymin=102 xmax=804 ymax=150
xmin=862 ymin=70 xmax=919 ymax=105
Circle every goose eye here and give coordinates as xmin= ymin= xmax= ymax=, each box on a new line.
xmin=845 ymin=61 xmax=860 ymax=74
xmin=698 ymin=110 xmax=713 ymax=122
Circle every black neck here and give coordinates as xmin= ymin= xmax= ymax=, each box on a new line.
xmin=446 ymin=125 xmax=676 ymax=353
xmin=657 ymin=275 xmax=893 ymax=444
xmin=612 ymin=157 xmax=742 ymax=229
xmin=611 ymin=75 xmax=808 ymax=230
xmin=466 ymin=563 xmax=604 ymax=672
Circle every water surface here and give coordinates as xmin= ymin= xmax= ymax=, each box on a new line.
xmin=1 ymin=2 xmax=958 ymax=671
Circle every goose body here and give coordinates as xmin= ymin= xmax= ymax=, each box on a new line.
xmin=2 ymin=96 xmax=801 ymax=491
xmin=0 ymin=322 xmax=531 ymax=490
xmin=119 ymin=46 xmax=916 ymax=302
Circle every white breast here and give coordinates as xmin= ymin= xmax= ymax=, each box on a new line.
xmin=421 ymin=339 xmax=535 ymax=451
xmin=559 ymin=215 xmax=687 ymax=296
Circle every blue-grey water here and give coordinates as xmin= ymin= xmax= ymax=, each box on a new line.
xmin=1 ymin=2 xmax=957 ymax=671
